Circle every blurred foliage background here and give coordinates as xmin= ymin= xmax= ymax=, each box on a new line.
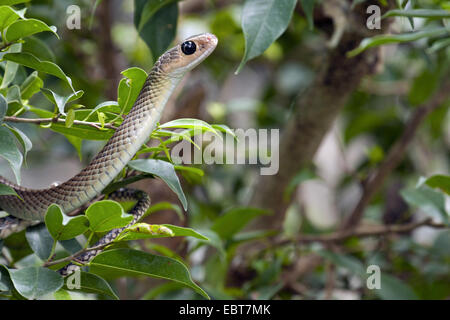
xmin=0 ymin=0 xmax=449 ymax=300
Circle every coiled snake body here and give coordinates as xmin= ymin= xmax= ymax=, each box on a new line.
xmin=0 ymin=33 xmax=218 ymax=274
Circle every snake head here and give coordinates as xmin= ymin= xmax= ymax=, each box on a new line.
xmin=156 ymin=33 xmax=218 ymax=77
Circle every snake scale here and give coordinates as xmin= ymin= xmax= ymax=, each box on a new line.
xmin=0 ymin=33 xmax=218 ymax=274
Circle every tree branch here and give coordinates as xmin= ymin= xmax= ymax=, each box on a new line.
xmin=342 ymin=79 xmax=450 ymax=229
xmin=3 ymin=116 xmax=118 ymax=130
xmin=249 ymin=0 xmax=396 ymax=229
xmin=275 ymin=218 xmax=448 ymax=246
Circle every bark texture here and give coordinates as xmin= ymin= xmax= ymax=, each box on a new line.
xmin=250 ymin=0 xmax=395 ymax=229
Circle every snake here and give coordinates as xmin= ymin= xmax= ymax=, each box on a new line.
xmin=0 ymin=33 xmax=218 ymax=274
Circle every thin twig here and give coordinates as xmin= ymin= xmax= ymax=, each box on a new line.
xmin=3 ymin=116 xmax=118 ymax=130
xmin=42 ymin=242 xmax=110 ymax=267
xmin=342 ymin=79 xmax=450 ymax=229
xmin=275 ymin=218 xmax=448 ymax=246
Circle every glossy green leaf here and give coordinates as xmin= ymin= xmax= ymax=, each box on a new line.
xmin=0 ymin=5 xmax=26 ymax=31
xmin=0 ymin=43 xmax=22 ymax=89
xmin=0 ymin=0 xmax=30 ymax=5
xmin=117 ymin=67 xmax=147 ymax=114
xmin=63 ymin=271 xmax=119 ymax=300
xmin=44 ymin=204 xmax=90 ymax=241
xmin=236 ymin=0 xmax=297 ymax=73
xmin=377 ymin=273 xmax=419 ymax=300
xmin=319 ymin=251 xmax=366 ymax=276
xmin=382 ymin=9 xmax=450 ymax=19
xmin=9 ymin=266 xmax=63 ymax=299
xmin=50 ymin=123 xmax=114 ymax=140
xmin=21 ymin=35 xmax=55 ymax=62
xmin=401 ymin=186 xmax=448 ymax=224
xmin=300 ymin=0 xmax=315 ymax=30
xmin=90 ymin=248 xmax=209 ymax=299
xmin=144 ymin=201 xmax=183 ymax=220
xmin=0 ymin=183 xmax=18 ymax=197
xmin=408 ymin=69 xmax=441 ymax=106
xmin=83 ymin=101 xmax=120 ymax=121
xmin=159 ymin=118 xmax=220 ymax=136
xmin=0 ymin=93 xmax=6 ymax=121
xmin=348 ymin=27 xmax=449 ymax=57
xmin=20 ymin=71 xmax=43 ymax=100
xmin=25 ymin=224 xmax=54 ymax=261
xmin=211 ymin=207 xmax=268 ymax=240
xmin=42 ymin=89 xmax=84 ymax=115
xmin=2 ymin=52 xmax=74 ymax=90
xmin=53 ymin=288 xmax=71 ymax=300
xmin=425 ymin=175 xmax=450 ymax=195
xmin=4 ymin=18 xmax=58 ymax=42
xmin=134 ymin=1 xmax=178 ymax=60
xmin=0 ymin=125 xmax=22 ymax=184
xmin=128 ymin=159 xmax=187 ymax=210
xmin=65 ymin=109 xmax=75 ymax=128
xmin=4 ymin=124 xmax=32 ymax=165
xmin=85 ymin=200 xmax=133 ymax=233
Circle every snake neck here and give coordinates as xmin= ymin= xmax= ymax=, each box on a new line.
xmin=0 ymin=70 xmax=182 ymax=221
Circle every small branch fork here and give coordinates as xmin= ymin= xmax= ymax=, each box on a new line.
xmin=3 ymin=116 xmax=118 ymax=130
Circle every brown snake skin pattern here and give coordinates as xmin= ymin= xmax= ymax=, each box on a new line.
xmin=0 ymin=33 xmax=218 ymax=274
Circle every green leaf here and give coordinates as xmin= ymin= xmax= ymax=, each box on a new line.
xmin=65 ymin=108 xmax=75 ymax=128
xmin=144 ymin=201 xmax=183 ymax=220
xmin=2 ymin=52 xmax=74 ymax=91
xmin=20 ymin=71 xmax=43 ymax=100
xmin=25 ymin=224 xmax=54 ymax=261
xmin=42 ymin=89 xmax=84 ymax=115
xmin=319 ymin=251 xmax=366 ymax=277
xmin=85 ymin=200 xmax=133 ymax=233
xmin=50 ymin=122 xmax=114 ymax=140
xmin=0 ymin=93 xmax=6 ymax=121
xmin=211 ymin=124 xmax=237 ymax=139
xmin=4 ymin=124 xmax=32 ymax=165
xmin=300 ymin=0 xmax=315 ymax=30
xmin=90 ymin=248 xmax=209 ymax=299
xmin=401 ymin=186 xmax=448 ymax=224
xmin=21 ymin=36 xmax=55 ymax=62
xmin=118 ymin=223 xmax=208 ymax=241
xmin=0 ymin=125 xmax=23 ymax=184
xmin=9 ymin=266 xmax=63 ymax=299
xmin=382 ymin=9 xmax=450 ymax=19
xmin=159 ymin=118 xmax=220 ymax=136
xmin=44 ymin=204 xmax=90 ymax=241
xmin=134 ymin=1 xmax=178 ymax=60
xmin=377 ymin=273 xmax=419 ymax=300
xmin=83 ymin=101 xmax=120 ymax=121
xmin=0 ymin=43 xmax=21 ymax=89
xmin=128 ymin=159 xmax=188 ymax=210
xmin=0 ymin=0 xmax=30 ymax=5
xmin=0 ymin=183 xmax=18 ymax=197
xmin=4 ymin=18 xmax=58 ymax=43
xmin=53 ymin=288 xmax=71 ymax=300
xmin=63 ymin=271 xmax=119 ymax=300
xmin=347 ymin=27 xmax=450 ymax=57
xmin=0 ymin=5 xmax=26 ymax=31
xmin=425 ymin=175 xmax=450 ymax=195
xmin=408 ymin=69 xmax=440 ymax=106
xmin=211 ymin=207 xmax=269 ymax=240
xmin=117 ymin=67 xmax=147 ymax=114
xmin=236 ymin=0 xmax=297 ymax=74
xmin=135 ymin=0 xmax=178 ymax=31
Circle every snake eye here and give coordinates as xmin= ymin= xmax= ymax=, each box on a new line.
xmin=181 ymin=41 xmax=196 ymax=55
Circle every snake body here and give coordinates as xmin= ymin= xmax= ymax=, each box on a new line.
xmin=0 ymin=34 xmax=217 ymax=237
